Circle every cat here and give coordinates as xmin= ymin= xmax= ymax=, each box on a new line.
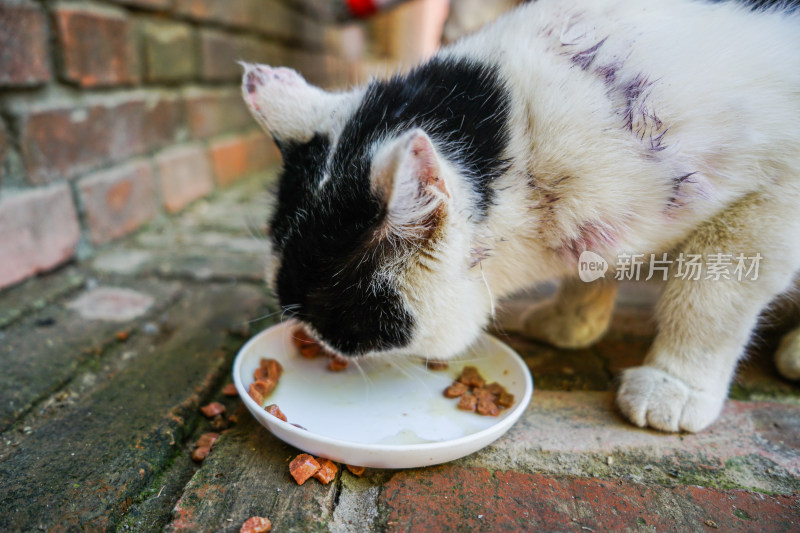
xmin=241 ymin=0 xmax=800 ymax=433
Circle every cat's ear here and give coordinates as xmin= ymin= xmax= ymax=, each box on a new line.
xmin=240 ymin=62 xmax=352 ymax=145
xmin=373 ymin=129 xmax=450 ymax=239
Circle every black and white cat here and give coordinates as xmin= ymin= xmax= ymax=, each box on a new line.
xmin=241 ymin=0 xmax=800 ymax=433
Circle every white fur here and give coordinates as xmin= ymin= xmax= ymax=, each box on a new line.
xmin=243 ymin=0 xmax=800 ymax=433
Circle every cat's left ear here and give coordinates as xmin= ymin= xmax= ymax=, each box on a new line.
xmin=240 ymin=62 xmax=356 ymax=146
xmin=373 ymin=129 xmax=450 ymax=238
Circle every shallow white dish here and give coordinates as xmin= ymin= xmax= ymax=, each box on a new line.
xmin=233 ymin=320 xmax=533 ymax=468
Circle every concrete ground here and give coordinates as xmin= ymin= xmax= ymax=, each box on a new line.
xmin=1 ymin=170 xmax=798 ymax=532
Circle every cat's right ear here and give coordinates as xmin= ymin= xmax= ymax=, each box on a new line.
xmin=372 ymin=129 xmax=450 ymax=240
xmin=240 ymin=63 xmax=354 ymax=146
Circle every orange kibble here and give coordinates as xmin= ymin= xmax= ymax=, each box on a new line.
xmin=264 ymin=404 xmax=287 ymax=422
xmin=313 ymin=458 xmax=338 ymax=484
xmin=289 ymin=454 xmax=321 ymax=485
xmin=200 ymin=402 xmax=226 ymax=418
xmin=222 ymin=383 xmax=239 ymax=397
xmin=345 ymin=464 xmax=366 ymax=477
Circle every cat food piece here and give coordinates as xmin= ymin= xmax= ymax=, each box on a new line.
xmin=228 ymin=414 xmax=239 ymax=425
xmin=292 ymin=329 xmax=322 ymax=358
xmin=443 ymin=381 xmax=469 ymax=398
xmin=313 ymin=458 xmax=339 ymax=484
xmin=262 ymin=358 xmax=283 ymax=381
xmin=484 ymin=382 xmax=506 ymax=396
xmin=240 ymin=516 xmax=271 ymax=533
xmin=496 ymin=391 xmax=515 ymax=409
xmin=248 ymin=378 xmax=277 ymax=405
xmin=472 ymin=387 xmax=497 ymax=402
xmin=191 ymin=432 xmax=220 ymax=462
xmin=476 ymin=397 xmax=500 ymax=416
xmin=327 ymin=354 xmax=349 ymax=371
xmin=457 ymin=392 xmax=477 ymax=411
xmin=200 ymin=402 xmax=226 ymax=418
xmin=222 ymin=383 xmax=239 ymax=397
xmin=345 ymin=464 xmax=366 ymax=477
xmin=289 ymin=454 xmax=321 ymax=485
xmin=191 ymin=446 xmax=211 ymax=462
xmin=426 ymin=360 xmax=449 ymax=370
xmin=265 ymin=404 xmax=287 ymax=422
xmin=115 ymin=330 xmax=130 ymax=341
xmin=456 ymin=366 xmax=485 ymax=388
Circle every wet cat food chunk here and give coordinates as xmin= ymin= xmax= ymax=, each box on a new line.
xmin=222 ymin=383 xmax=239 ymax=397
xmin=200 ymin=402 xmax=226 ymax=418
xmin=328 ymin=354 xmax=349 ymax=371
xmin=240 ymin=516 xmax=271 ymax=533
xmin=444 ymin=381 xmax=468 ymax=398
xmin=496 ymin=391 xmax=515 ymax=408
xmin=191 ymin=432 xmax=220 ymax=462
xmin=313 ymin=458 xmax=338 ymax=484
xmin=248 ymin=379 xmax=276 ymax=405
xmin=345 ymin=464 xmax=366 ymax=476
xmin=476 ymin=397 xmax=500 ymax=416
xmin=255 ymin=358 xmax=283 ymax=382
xmin=290 ymin=453 xmax=321 ymax=485
xmin=292 ymin=329 xmax=322 ymax=358
xmin=265 ymin=404 xmax=287 ymax=422
xmin=457 ymin=392 xmax=477 ymax=411
xmin=456 ymin=366 xmax=485 ymax=388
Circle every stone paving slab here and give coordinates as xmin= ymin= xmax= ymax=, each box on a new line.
xmin=0 ymin=277 xmax=182 ymax=431
xmin=0 ymin=282 xmax=266 ymax=531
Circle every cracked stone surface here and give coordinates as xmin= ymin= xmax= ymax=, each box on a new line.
xmin=1 ymin=171 xmax=798 ymax=532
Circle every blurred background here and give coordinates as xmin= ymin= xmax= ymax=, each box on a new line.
xmin=0 ymin=0 xmax=524 ymax=293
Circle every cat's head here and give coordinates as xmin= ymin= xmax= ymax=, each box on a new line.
xmin=241 ymin=60 xmax=510 ymax=359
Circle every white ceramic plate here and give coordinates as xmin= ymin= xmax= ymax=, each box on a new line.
xmin=233 ymin=321 xmax=533 ymax=468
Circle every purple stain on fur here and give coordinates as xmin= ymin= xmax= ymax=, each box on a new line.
xmin=596 ymin=60 xmax=623 ymax=85
xmin=570 ymin=38 xmax=607 ymax=70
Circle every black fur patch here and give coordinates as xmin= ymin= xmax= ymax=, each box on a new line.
xmin=269 ymin=57 xmax=510 ymax=356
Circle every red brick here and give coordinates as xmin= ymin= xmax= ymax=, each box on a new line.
xmin=108 ymin=0 xmax=171 ymax=9
xmin=78 ymin=159 xmax=157 ymax=245
xmin=155 ymin=143 xmax=214 ymax=213
xmin=380 ymin=466 xmax=800 ymax=531
xmin=53 ymin=5 xmax=139 ymax=87
xmin=184 ymin=88 xmax=252 ymax=139
xmin=18 ymin=94 xmax=181 ymax=184
xmin=173 ymin=0 xmax=257 ymax=29
xmin=0 ymin=2 xmax=51 ymax=86
xmin=209 ymin=132 xmax=279 ymax=187
xmin=0 ymin=184 xmax=80 ymax=289
xmin=141 ymin=19 xmax=196 ymax=82
xmin=209 ymin=135 xmax=249 ymax=187
xmin=0 ymin=119 xmax=8 ymax=183
xmin=198 ymin=29 xmax=282 ymax=82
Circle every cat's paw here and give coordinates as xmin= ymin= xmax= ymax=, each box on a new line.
xmin=519 ymin=299 xmax=611 ymax=349
xmin=617 ymin=366 xmax=725 ymax=433
xmin=776 ymin=327 xmax=800 ymax=380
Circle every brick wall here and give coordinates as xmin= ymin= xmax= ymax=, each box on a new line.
xmin=0 ymin=0 xmax=368 ymax=290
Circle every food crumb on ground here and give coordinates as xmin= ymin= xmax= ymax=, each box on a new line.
xmin=313 ymin=458 xmax=338 ymax=484
xmin=222 ymin=383 xmax=239 ymax=397
xmin=240 ymin=516 xmax=271 ymax=533
xmin=289 ymin=453 xmax=321 ymax=485
xmin=345 ymin=464 xmax=366 ymax=477
xmin=200 ymin=402 xmax=226 ymax=418
xmin=191 ymin=432 xmax=220 ymax=463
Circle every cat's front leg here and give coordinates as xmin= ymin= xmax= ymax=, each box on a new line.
xmin=617 ymin=194 xmax=800 ymax=433
xmin=508 ymin=279 xmax=617 ymax=349
xmin=776 ymin=326 xmax=800 ymax=380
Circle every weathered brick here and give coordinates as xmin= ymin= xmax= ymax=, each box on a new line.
xmin=209 ymin=132 xmax=278 ymax=186
xmin=53 ymin=5 xmax=139 ymax=87
xmin=199 ymin=29 xmax=282 ymax=82
xmin=0 ymin=184 xmax=80 ymax=289
xmin=0 ymin=2 xmax=51 ymax=86
xmin=0 ymin=119 xmax=8 ymax=183
xmin=108 ymin=0 xmax=172 ymax=9
xmin=78 ymin=159 xmax=157 ymax=245
xmin=141 ymin=19 xmax=196 ymax=82
xmin=174 ymin=0 xmax=251 ymax=28
xmin=184 ymin=88 xmax=252 ymax=139
xmin=18 ymin=94 xmax=182 ymax=184
xmin=155 ymin=143 xmax=214 ymax=213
